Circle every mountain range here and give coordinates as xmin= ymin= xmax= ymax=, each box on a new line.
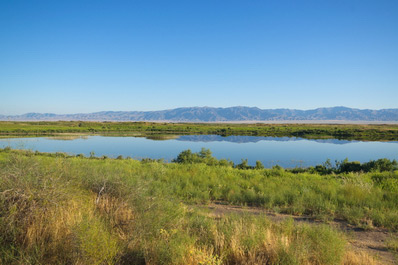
xmin=1 ymin=107 xmax=398 ymax=122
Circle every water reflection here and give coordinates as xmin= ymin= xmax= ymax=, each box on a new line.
xmin=46 ymin=136 xmax=89 ymax=141
xmin=0 ymin=135 xmax=397 ymax=168
xmin=176 ymin=135 xmax=355 ymax=145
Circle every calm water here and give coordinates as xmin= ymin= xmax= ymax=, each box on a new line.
xmin=1 ymin=135 xmax=397 ymax=168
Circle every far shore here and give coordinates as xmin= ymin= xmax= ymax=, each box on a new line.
xmin=2 ymin=119 xmax=398 ymax=125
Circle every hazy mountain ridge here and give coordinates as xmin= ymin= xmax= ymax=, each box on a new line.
xmin=1 ymin=107 xmax=398 ymax=122
xmin=177 ymin=135 xmax=354 ymax=145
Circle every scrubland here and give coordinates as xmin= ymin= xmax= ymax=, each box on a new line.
xmin=1 ymin=148 xmax=397 ymax=264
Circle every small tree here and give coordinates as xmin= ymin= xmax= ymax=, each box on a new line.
xmin=198 ymin=148 xmax=212 ymax=159
xmin=338 ymin=158 xmax=361 ymax=173
xmin=172 ymin=149 xmax=194 ymax=163
xmin=255 ymin=160 xmax=264 ymax=170
xmin=236 ymin=159 xmax=251 ymax=169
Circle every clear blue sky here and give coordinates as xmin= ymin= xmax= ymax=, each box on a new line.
xmin=1 ymin=0 xmax=397 ymax=115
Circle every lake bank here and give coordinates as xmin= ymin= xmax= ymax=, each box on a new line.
xmin=1 ymin=121 xmax=398 ymax=141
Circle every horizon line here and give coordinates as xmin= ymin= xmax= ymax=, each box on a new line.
xmin=2 ymin=106 xmax=398 ymax=116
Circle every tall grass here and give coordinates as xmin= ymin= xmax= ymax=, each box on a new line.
xmin=0 ymin=148 xmax=389 ymax=264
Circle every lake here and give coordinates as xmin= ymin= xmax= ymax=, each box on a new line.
xmin=1 ymin=135 xmax=397 ymax=168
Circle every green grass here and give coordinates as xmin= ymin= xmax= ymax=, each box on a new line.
xmin=386 ymin=234 xmax=398 ymax=253
xmin=0 ymin=148 xmax=392 ymax=264
xmin=1 ymin=121 xmax=398 ymax=141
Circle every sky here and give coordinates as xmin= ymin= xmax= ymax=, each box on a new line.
xmin=1 ymin=0 xmax=397 ymax=115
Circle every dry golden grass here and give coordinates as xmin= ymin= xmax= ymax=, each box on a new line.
xmin=343 ymin=250 xmax=380 ymax=265
xmin=94 ymin=193 xmax=135 ymax=240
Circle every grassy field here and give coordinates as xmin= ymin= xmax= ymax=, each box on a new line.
xmin=1 ymin=148 xmax=397 ymax=264
xmin=1 ymin=121 xmax=398 ymax=141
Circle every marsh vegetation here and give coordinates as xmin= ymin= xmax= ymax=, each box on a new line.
xmin=1 ymin=121 xmax=398 ymax=141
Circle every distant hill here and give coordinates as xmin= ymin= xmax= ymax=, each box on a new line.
xmin=1 ymin=106 xmax=398 ymax=122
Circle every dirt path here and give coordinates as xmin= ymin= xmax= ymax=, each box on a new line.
xmin=196 ymin=202 xmax=397 ymax=265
